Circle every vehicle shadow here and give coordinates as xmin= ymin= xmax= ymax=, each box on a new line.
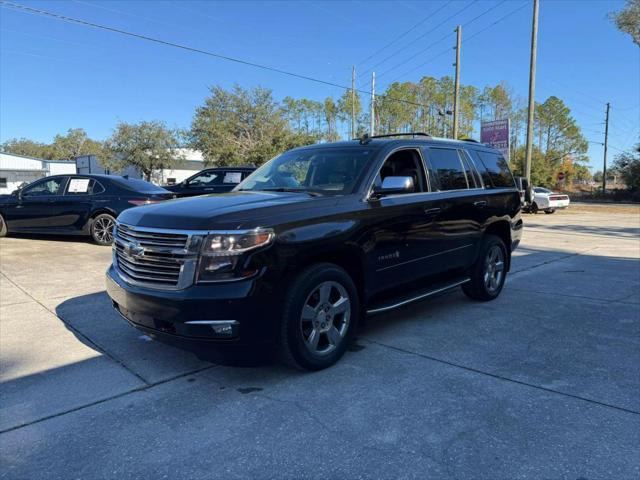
xmin=7 ymin=232 xmax=96 ymax=245
xmin=53 ymin=291 xmax=275 ymax=383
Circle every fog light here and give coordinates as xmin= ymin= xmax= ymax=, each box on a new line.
xmin=185 ymin=320 xmax=239 ymax=338
xmin=212 ymin=324 xmax=234 ymax=336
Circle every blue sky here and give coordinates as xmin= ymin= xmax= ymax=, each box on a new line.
xmin=1 ymin=0 xmax=638 ymax=171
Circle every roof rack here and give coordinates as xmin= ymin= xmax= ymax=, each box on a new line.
xmin=358 ymin=132 xmax=432 ymax=145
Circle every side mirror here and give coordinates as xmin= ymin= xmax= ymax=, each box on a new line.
xmin=372 ymin=176 xmax=414 ymax=198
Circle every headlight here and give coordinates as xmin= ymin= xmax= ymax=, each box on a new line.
xmin=197 ymin=228 xmax=274 ymax=282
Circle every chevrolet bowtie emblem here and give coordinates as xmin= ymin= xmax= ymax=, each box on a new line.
xmin=123 ymin=241 xmax=144 ymax=259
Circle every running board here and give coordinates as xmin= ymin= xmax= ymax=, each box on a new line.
xmin=366 ymin=278 xmax=470 ymax=315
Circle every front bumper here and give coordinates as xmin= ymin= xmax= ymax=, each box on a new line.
xmin=105 ymin=265 xmax=278 ymax=352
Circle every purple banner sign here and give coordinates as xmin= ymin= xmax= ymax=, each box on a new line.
xmin=480 ymin=119 xmax=510 ymax=160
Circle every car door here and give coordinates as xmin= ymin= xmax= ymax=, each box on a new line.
xmin=3 ymin=177 xmax=67 ymax=231
xmin=53 ymin=177 xmax=101 ymax=231
xmin=420 ymin=146 xmax=488 ymax=273
xmin=362 ymin=147 xmax=442 ymax=293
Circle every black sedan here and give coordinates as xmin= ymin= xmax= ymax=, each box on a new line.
xmin=164 ymin=166 xmax=255 ymax=197
xmin=0 ymin=174 xmax=174 ymax=245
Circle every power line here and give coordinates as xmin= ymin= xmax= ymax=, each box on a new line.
xmin=356 ymin=0 xmax=454 ymax=68
xmin=377 ymin=0 xmax=511 ymax=81
xmin=358 ymin=0 xmax=474 ymax=81
xmin=0 ymin=0 xmax=433 ymax=111
xmin=389 ymin=1 xmax=528 ymax=84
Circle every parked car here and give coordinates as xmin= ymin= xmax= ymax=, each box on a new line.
xmin=0 ymin=174 xmax=174 ymax=245
xmin=531 ymin=187 xmax=570 ymax=214
xmin=106 ymin=133 xmax=523 ymax=370
xmin=164 ymin=166 xmax=255 ymax=197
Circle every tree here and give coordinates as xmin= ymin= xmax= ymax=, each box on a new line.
xmin=0 ymin=138 xmax=54 ymax=159
xmin=610 ymin=0 xmax=640 ymax=46
xmin=323 ymin=97 xmax=340 ymax=142
xmin=612 ymin=143 xmax=640 ymax=190
xmin=104 ymin=121 xmax=183 ymax=180
xmin=50 ymin=128 xmax=105 ymax=161
xmin=190 ymin=85 xmax=315 ymax=167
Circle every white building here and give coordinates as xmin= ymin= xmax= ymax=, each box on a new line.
xmin=0 ymin=152 xmax=76 ymax=194
xmin=76 ymin=149 xmax=205 ymax=186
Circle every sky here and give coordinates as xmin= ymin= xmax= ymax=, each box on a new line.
xmin=1 ymin=0 xmax=638 ymax=171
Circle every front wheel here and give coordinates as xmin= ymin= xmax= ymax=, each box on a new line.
xmin=0 ymin=214 xmax=7 ymax=237
xmin=530 ymin=202 xmax=539 ymax=214
xmin=90 ymin=213 xmax=116 ymax=246
xmin=462 ymin=234 xmax=508 ymax=301
xmin=278 ymin=263 xmax=359 ymax=371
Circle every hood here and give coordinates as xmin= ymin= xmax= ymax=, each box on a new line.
xmin=117 ymin=191 xmax=338 ymax=230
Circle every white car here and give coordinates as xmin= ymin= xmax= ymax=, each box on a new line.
xmin=531 ymin=187 xmax=570 ymax=214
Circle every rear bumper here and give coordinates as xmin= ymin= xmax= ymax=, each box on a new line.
xmin=105 ymin=265 xmax=279 ymax=352
xmin=548 ymin=200 xmax=570 ymax=209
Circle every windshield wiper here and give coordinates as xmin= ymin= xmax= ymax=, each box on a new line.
xmin=257 ymin=188 xmax=322 ymax=197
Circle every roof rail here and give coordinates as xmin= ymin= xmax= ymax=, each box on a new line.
xmin=460 ymin=138 xmax=480 ymax=143
xmin=357 ymin=132 xmax=432 ymax=144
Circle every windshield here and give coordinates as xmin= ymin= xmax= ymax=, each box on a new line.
xmin=236 ymin=147 xmax=376 ymax=195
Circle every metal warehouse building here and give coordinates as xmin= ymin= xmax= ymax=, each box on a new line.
xmin=0 ymin=152 xmax=76 ymax=194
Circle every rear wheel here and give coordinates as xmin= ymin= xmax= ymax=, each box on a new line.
xmin=544 ymin=209 xmax=555 ymax=214
xmin=278 ymin=263 xmax=358 ymax=371
xmin=462 ymin=234 xmax=507 ymax=301
xmin=0 ymin=214 xmax=7 ymax=237
xmin=90 ymin=213 xmax=116 ymax=246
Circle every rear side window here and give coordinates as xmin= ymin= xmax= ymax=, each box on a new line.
xmin=474 ymin=151 xmax=515 ymax=188
xmin=66 ymin=178 xmax=104 ymax=195
xmin=427 ymin=148 xmax=470 ymax=191
xmin=113 ymin=178 xmax=169 ymax=194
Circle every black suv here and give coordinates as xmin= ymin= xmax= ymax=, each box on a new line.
xmin=106 ymin=134 xmax=523 ymax=370
xmin=164 ymin=166 xmax=255 ymax=197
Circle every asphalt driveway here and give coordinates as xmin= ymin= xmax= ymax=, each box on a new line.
xmin=1 ymin=208 xmax=639 ymax=479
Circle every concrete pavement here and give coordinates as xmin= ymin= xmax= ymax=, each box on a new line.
xmin=1 ymin=209 xmax=639 ymax=479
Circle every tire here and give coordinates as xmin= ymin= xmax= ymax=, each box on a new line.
xmin=90 ymin=213 xmax=116 ymax=246
xmin=544 ymin=209 xmax=555 ymax=214
xmin=530 ymin=202 xmax=539 ymax=214
xmin=278 ymin=263 xmax=359 ymax=371
xmin=462 ymin=234 xmax=508 ymax=302
xmin=0 ymin=214 xmax=7 ymax=238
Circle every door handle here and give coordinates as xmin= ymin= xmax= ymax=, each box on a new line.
xmin=424 ymin=207 xmax=442 ymax=215
xmin=474 ymin=200 xmax=487 ymax=208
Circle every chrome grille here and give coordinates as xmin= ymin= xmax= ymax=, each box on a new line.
xmin=113 ymin=223 xmax=201 ymax=290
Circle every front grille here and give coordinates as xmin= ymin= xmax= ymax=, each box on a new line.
xmin=113 ymin=223 xmax=200 ymax=289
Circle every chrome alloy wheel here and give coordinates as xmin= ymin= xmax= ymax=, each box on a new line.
xmin=484 ymin=245 xmax=505 ymax=294
xmin=94 ymin=216 xmax=115 ymax=244
xmin=300 ymin=281 xmax=351 ymax=355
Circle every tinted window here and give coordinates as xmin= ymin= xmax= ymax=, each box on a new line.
xmin=112 ymin=178 xmax=168 ymax=193
xmin=459 ymin=151 xmax=481 ymax=188
xmin=23 ymin=177 xmax=65 ymax=196
xmin=428 ymin=148 xmax=469 ymax=191
xmin=475 ymin=151 xmax=515 ymax=188
xmin=534 ymin=187 xmax=550 ymax=193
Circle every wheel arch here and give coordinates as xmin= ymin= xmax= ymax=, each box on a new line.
xmin=284 ymin=246 xmax=366 ymax=309
xmin=484 ymin=219 xmax=512 ymax=271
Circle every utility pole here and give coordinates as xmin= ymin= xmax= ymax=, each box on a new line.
xmin=524 ymin=0 xmax=539 ymax=183
xmin=452 ymin=25 xmax=462 ymax=139
xmin=370 ymin=72 xmax=376 ymax=136
xmin=351 ymin=66 xmax=356 ymax=138
xmin=603 ymin=102 xmax=610 ymax=193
